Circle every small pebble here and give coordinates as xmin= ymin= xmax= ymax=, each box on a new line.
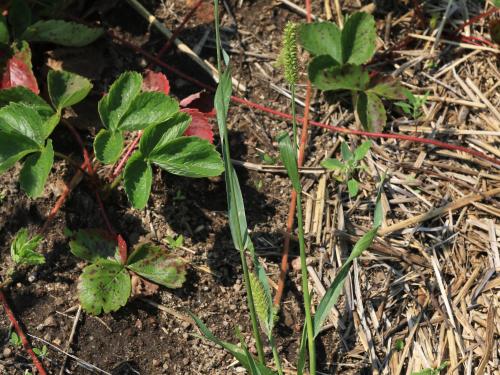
xmin=3 ymin=348 xmax=12 ymax=358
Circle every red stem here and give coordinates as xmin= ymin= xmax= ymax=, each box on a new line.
xmin=109 ymin=30 xmax=500 ymax=167
xmin=274 ymin=1 xmax=313 ymax=307
xmin=457 ymin=6 xmax=499 ymax=31
xmin=40 ymin=161 xmax=86 ymax=234
xmin=111 ymin=131 xmax=142 ymax=179
xmin=0 ymin=290 xmax=48 ymax=375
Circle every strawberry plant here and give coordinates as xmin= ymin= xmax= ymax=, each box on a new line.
xmin=0 ymin=67 xmax=223 ymax=314
xmin=69 ymin=229 xmax=186 ymax=314
xmin=0 ymin=0 xmax=103 ymax=94
xmin=298 ymin=12 xmax=406 ymax=131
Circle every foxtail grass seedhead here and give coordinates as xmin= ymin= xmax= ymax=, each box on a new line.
xmin=282 ymin=22 xmax=299 ymax=84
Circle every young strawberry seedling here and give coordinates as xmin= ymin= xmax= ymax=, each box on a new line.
xmin=298 ymin=12 xmax=406 ymax=131
xmin=321 ymin=140 xmax=371 ymax=198
xmin=0 ymin=67 xmax=224 ymax=314
xmin=69 ymin=229 xmax=186 ymax=314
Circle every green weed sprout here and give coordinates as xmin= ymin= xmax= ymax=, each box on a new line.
xmin=395 ymin=89 xmax=430 ymax=120
xmin=321 ymin=141 xmax=371 ymax=198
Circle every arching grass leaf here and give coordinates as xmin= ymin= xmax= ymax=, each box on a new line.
xmin=277 ymin=132 xmax=300 ymax=192
xmin=313 ymin=226 xmax=378 ymax=337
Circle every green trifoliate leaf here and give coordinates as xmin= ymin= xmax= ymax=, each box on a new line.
xmin=93 ymin=129 xmax=124 ymax=165
xmin=321 ymin=158 xmax=344 ymax=170
xmin=354 ymin=141 xmax=371 ymax=161
xmin=117 ymin=92 xmax=179 ymax=131
xmin=347 ymin=179 xmax=359 ymax=197
xmin=0 ymin=102 xmax=44 ymax=145
xmin=148 ymin=137 xmax=224 ymax=178
xmin=98 ymin=72 xmax=142 ymax=131
xmin=308 ymin=59 xmax=369 ymax=91
xmin=277 ymin=132 xmax=300 ymax=192
xmin=124 ymin=152 xmax=152 ymax=209
xmin=69 ymin=229 xmax=119 ymax=263
xmin=357 ymin=92 xmax=387 ymax=132
xmin=298 ymin=22 xmax=342 ymax=63
xmin=10 ymin=228 xmax=45 ymax=265
xmin=0 ymin=103 xmax=43 ymax=173
xmin=341 ymin=12 xmax=376 ymax=65
xmin=78 ymin=259 xmax=131 ymax=315
xmin=22 ymin=20 xmax=103 ymax=47
xmin=139 ymin=111 xmax=191 ymax=158
xmin=0 ymin=87 xmax=54 ymax=120
xmin=47 ymin=70 xmax=92 ymax=111
xmin=19 ymin=139 xmax=54 ymax=198
xmin=126 ymin=243 xmax=186 ymax=288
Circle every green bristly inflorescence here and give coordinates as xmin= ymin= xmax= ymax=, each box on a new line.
xmin=282 ymin=21 xmax=299 ymax=85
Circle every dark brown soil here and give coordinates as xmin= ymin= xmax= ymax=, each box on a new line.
xmin=2 ymin=1 xmax=499 ymax=375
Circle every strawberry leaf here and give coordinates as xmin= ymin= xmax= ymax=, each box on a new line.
xmin=142 ymin=70 xmax=170 ymax=95
xmin=69 ymin=229 xmax=119 ymax=263
xmin=357 ymin=92 xmax=387 ymax=132
xmin=0 ymin=14 xmax=9 ymax=44
xmin=117 ymin=92 xmax=179 ymax=131
xmin=47 ymin=70 xmax=92 ymax=111
xmin=93 ymin=129 xmax=124 ymax=164
xmin=181 ymin=108 xmax=214 ymax=144
xmin=78 ymin=259 xmax=131 ymax=315
xmin=124 ymin=152 xmax=152 ymax=209
xmin=139 ymin=112 xmax=191 ymax=158
xmin=22 ymin=20 xmax=103 ymax=47
xmin=341 ymin=12 xmax=376 ymax=65
xmin=98 ymin=71 xmax=142 ymax=131
xmin=1 ymin=53 xmax=39 ymax=94
xmin=298 ymin=22 xmax=342 ymax=63
xmin=308 ymin=59 xmax=368 ymax=92
xmin=19 ymin=139 xmax=54 ymax=198
xmin=126 ymin=243 xmax=186 ymax=288
xmin=367 ymin=78 xmax=406 ymax=100
xmin=148 ymin=136 xmax=224 ymax=178
xmin=0 ymin=86 xmax=53 ymax=119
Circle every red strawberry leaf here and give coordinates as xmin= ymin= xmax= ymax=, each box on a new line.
xmin=180 ymin=90 xmax=215 ymax=115
xmin=142 ymin=69 xmax=170 ymax=95
xmin=181 ymin=108 xmax=214 ymax=144
xmin=1 ymin=55 xmax=39 ymax=94
xmin=1 ymin=42 xmax=39 ymax=94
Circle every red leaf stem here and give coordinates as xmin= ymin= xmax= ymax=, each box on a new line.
xmin=0 ymin=290 xmax=48 ymax=375
xmin=108 ymin=30 xmax=500 ymax=166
